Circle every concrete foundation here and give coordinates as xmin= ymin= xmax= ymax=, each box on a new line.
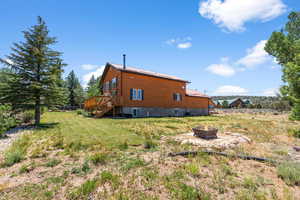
xmin=121 ymin=107 xmax=208 ymax=117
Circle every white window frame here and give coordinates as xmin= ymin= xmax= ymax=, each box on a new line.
xmin=112 ymin=77 xmax=117 ymax=88
xmin=132 ymin=88 xmax=143 ymax=100
xmin=175 ymin=93 xmax=181 ymax=101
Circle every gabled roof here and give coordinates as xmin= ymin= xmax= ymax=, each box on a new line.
xmin=105 ymin=63 xmax=190 ymax=83
xmin=186 ymin=89 xmax=208 ymax=98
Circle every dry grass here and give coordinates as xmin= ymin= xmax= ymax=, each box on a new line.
xmin=0 ymin=111 xmax=299 ymax=200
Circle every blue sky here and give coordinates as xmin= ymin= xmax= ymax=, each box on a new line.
xmin=1 ymin=0 xmax=299 ymax=96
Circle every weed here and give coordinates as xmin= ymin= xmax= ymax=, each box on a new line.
xmin=19 ymin=164 xmax=30 ymax=174
xmin=184 ymin=163 xmax=199 ymax=176
xmin=89 ymin=152 xmax=108 ymax=165
xmin=277 ymin=162 xmax=300 ymax=186
xmin=100 ymin=170 xmax=120 ymax=189
xmin=81 ymin=160 xmax=91 ymax=173
xmin=144 ymin=138 xmax=157 ymax=149
xmin=45 ymin=159 xmax=61 ymax=167
xmin=121 ymin=157 xmax=146 ymax=172
xmin=243 ymin=177 xmax=259 ymax=191
xmin=71 ymin=167 xmax=81 ymax=174
xmin=288 ymin=128 xmax=300 ymax=138
xmin=118 ymin=140 xmax=129 ymax=150
xmin=68 ymin=178 xmax=99 ymax=200
xmin=3 ymin=151 xmax=24 ymax=167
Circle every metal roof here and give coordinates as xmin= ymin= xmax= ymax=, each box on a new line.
xmin=108 ymin=63 xmax=190 ymax=83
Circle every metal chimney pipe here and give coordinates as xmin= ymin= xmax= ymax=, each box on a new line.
xmin=123 ymin=54 xmax=126 ymax=69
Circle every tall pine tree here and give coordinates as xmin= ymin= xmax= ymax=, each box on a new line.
xmin=0 ymin=17 xmax=66 ymax=125
xmin=66 ymin=70 xmax=85 ymax=107
xmin=86 ymin=75 xmax=101 ymax=98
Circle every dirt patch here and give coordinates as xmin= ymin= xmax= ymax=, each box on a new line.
xmin=172 ymin=132 xmax=251 ymax=150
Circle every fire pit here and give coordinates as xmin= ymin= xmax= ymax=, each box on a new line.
xmin=192 ymin=125 xmax=218 ymax=139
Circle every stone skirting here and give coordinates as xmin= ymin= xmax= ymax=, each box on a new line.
xmin=121 ymin=107 xmax=208 ymax=117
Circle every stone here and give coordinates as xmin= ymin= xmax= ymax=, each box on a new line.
xmin=173 ymin=132 xmax=251 ymax=150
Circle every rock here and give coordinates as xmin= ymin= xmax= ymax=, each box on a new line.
xmin=293 ymin=146 xmax=300 ymax=152
xmin=173 ymin=132 xmax=251 ymax=150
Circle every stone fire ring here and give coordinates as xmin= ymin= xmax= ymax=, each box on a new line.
xmin=173 ymin=132 xmax=251 ymax=150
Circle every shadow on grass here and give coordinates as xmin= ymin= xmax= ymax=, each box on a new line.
xmin=36 ymin=122 xmax=59 ymax=130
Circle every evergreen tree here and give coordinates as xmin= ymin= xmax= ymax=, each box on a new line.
xmin=66 ymin=70 xmax=85 ymax=107
xmin=265 ymin=11 xmax=300 ymax=120
xmin=0 ymin=17 xmax=66 ymax=125
xmin=86 ymin=75 xmax=101 ymax=98
xmin=222 ymin=100 xmax=229 ymax=108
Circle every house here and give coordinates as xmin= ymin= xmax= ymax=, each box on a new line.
xmin=84 ymin=62 xmax=211 ymax=118
xmin=212 ymin=98 xmax=253 ymax=108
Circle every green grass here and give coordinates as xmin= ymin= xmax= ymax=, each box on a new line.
xmin=277 ymin=162 xmax=300 ymax=186
xmin=2 ymin=111 xmax=300 ymax=199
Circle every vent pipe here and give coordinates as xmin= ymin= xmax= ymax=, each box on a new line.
xmin=123 ymin=54 xmax=126 ymax=69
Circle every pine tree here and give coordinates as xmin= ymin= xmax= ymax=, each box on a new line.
xmin=66 ymin=70 xmax=85 ymax=107
xmin=0 ymin=16 xmax=66 ymax=125
xmin=86 ymin=75 xmax=101 ymax=98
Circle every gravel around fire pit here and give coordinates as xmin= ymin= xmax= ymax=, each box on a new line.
xmin=173 ymin=132 xmax=251 ymax=150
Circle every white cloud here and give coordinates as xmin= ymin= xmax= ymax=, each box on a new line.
xmin=199 ymin=0 xmax=286 ymax=32
xmin=82 ymin=65 xmax=105 ymax=88
xmin=263 ymin=88 xmax=279 ymax=96
xmin=214 ymin=85 xmax=248 ymax=95
xmin=177 ymin=42 xmax=192 ymax=49
xmin=81 ymin=64 xmax=98 ymax=70
xmin=166 ymin=37 xmax=192 ymax=49
xmin=237 ymin=40 xmax=270 ymax=68
xmin=206 ymin=63 xmax=235 ymax=77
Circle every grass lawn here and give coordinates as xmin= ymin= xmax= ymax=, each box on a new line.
xmin=0 ymin=111 xmax=300 ymax=199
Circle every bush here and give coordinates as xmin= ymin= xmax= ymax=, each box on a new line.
xmin=290 ymin=129 xmax=300 ymax=138
xmin=76 ymin=109 xmax=83 ymax=115
xmin=144 ymin=139 xmax=157 ymax=149
xmin=0 ymin=105 xmax=17 ymax=137
xmin=89 ymin=152 xmax=108 ymax=165
xmin=22 ymin=110 xmax=35 ymax=124
xmin=3 ymin=150 xmax=24 ymax=167
xmin=277 ymin=162 xmax=300 ymax=186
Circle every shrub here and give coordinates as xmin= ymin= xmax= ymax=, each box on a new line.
xmin=45 ymin=158 xmax=61 ymax=167
xmin=76 ymin=109 xmax=83 ymax=115
xmin=81 ymin=160 xmax=91 ymax=173
xmin=3 ymin=150 xmax=24 ymax=167
xmin=277 ymin=162 xmax=300 ymax=186
xmin=100 ymin=170 xmax=120 ymax=189
xmin=118 ymin=141 xmax=129 ymax=150
xmin=144 ymin=139 xmax=157 ymax=149
xmin=68 ymin=179 xmax=99 ymax=200
xmin=22 ymin=110 xmax=35 ymax=124
xmin=289 ymin=129 xmax=300 ymax=138
xmin=0 ymin=105 xmax=17 ymax=137
xmin=89 ymin=152 xmax=108 ymax=165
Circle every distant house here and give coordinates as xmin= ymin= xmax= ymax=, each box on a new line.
xmin=212 ymin=98 xmax=252 ymax=108
xmin=84 ymin=62 xmax=211 ymax=117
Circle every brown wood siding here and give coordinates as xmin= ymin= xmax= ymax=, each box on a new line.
xmin=121 ymin=70 xmax=209 ymax=109
xmin=97 ymin=65 xmax=209 ymax=109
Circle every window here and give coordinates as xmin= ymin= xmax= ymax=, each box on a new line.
xmin=173 ymin=93 xmax=182 ymax=101
xmin=130 ymin=88 xmax=144 ymax=100
xmin=132 ymin=108 xmax=140 ymax=117
xmin=112 ymin=77 xmax=117 ymax=88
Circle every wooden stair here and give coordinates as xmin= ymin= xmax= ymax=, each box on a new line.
xmin=84 ymin=95 xmax=115 ymax=118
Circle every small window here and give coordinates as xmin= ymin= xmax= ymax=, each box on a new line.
xmin=173 ymin=93 xmax=182 ymax=101
xmin=132 ymin=108 xmax=140 ymax=117
xmin=112 ymin=77 xmax=117 ymax=88
xmin=130 ymin=88 xmax=144 ymax=100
